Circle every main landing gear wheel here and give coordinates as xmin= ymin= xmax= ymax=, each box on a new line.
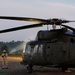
xmin=26 ymin=64 xmax=33 ymax=73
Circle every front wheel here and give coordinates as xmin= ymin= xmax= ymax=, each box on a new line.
xmin=26 ymin=64 xmax=33 ymax=73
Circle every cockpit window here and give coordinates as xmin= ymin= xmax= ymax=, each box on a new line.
xmin=38 ymin=45 xmax=43 ymax=53
xmin=34 ymin=45 xmax=38 ymax=53
xmin=25 ymin=44 xmax=35 ymax=53
xmin=25 ymin=45 xmax=31 ymax=53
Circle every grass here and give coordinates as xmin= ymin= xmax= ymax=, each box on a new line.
xmin=0 ymin=56 xmax=22 ymax=61
xmin=8 ymin=54 xmax=22 ymax=57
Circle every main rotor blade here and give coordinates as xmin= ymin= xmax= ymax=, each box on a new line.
xmin=0 ymin=23 xmax=43 ymax=33
xmin=0 ymin=16 xmax=46 ymax=23
xmin=68 ymin=20 xmax=75 ymax=22
xmin=61 ymin=24 xmax=75 ymax=31
xmin=0 ymin=16 xmax=75 ymax=25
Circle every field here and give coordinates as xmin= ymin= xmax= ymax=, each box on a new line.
xmin=0 ymin=56 xmax=75 ymax=75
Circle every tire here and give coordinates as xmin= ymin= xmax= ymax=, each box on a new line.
xmin=26 ymin=65 xmax=33 ymax=73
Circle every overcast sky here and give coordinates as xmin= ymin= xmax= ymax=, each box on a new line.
xmin=0 ymin=0 xmax=75 ymax=42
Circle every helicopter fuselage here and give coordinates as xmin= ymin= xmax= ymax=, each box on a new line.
xmin=21 ymin=29 xmax=75 ymax=68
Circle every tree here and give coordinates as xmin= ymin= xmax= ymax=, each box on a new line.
xmin=1 ymin=44 xmax=8 ymax=53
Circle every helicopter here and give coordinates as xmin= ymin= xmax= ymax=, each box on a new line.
xmin=0 ymin=16 xmax=75 ymax=73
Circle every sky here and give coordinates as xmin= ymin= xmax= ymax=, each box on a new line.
xmin=0 ymin=0 xmax=75 ymax=42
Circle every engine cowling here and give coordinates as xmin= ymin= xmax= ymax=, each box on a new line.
xmin=37 ymin=30 xmax=59 ymax=40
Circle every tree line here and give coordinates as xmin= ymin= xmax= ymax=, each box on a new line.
xmin=0 ymin=40 xmax=24 ymax=56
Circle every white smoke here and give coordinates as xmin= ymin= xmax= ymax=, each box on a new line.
xmin=9 ymin=42 xmax=25 ymax=54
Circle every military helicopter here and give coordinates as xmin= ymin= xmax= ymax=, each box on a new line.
xmin=0 ymin=16 xmax=75 ymax=73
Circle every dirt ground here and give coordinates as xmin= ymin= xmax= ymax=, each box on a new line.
xmin=0 ymin=56 xmax=75 ymax=75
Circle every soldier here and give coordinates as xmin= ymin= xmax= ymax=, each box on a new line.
xmin=1 ymin=50 xmax=8 ymax=69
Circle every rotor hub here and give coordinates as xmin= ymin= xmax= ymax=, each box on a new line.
xmin=46 ymin=18 xmax=69 ymax=25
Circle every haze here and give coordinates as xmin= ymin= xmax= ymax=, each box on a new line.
xmin=0 ymin=0 xmax=75 ymax=42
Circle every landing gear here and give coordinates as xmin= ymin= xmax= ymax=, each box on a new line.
xmin=26 ymin=64 xmax=33 ymax=73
